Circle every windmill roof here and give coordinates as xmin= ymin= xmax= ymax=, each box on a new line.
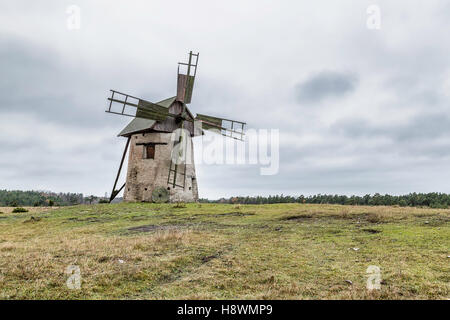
xmin=156 ymin=96 xmax=176 ymax=108
xmin=118 ymin=96 xmax=176 ymax=137
xmin=118 ymin=117 xmax=156 ymax=137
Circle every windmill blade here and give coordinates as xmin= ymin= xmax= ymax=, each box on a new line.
xmin=195 ymin=113 xmax=246 ymax=141
xmin=177 ymin=74 xmax=195 ymax=104
xmin=176 ymin=51 xmax=199 ymax=104
xmin=136 ymin=100 xmax=168 ymax=121
xmin=106 ymin=90 xmax=170 ymax=121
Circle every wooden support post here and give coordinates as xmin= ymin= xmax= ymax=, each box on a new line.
xmin=109 ymin=136 xmax=131 ymax=203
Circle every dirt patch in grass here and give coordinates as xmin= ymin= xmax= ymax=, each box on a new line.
xmin=129 ymin=215 xmax=150 ymax=221
xmin=213 ymin=212 xmax=255 ymax=217
xmin=23 ymin=216 xmax=42 ymax=223
xmin=127 ymin=224 xmax=187 ymax=233
xmin=127 ymin=225 xmax=161 ymax=233
xmin=281 ymin=214 xmax=313 ymax=221
xmin=362 ymin=228 xmax=382 ymax=234
xmin=65 ymin=217 xmax=112 ymax=223
xmin=97 ymin=256 xmax=114 ymax=263
xmin=201 ymin=253 xmax=220 ymax=263
xmin=280 ymin=212 xmax=373 ymax=222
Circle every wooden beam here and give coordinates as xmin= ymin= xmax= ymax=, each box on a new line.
xmin=109 ymin=136 xmax=131 ymax=203
xmin=135 ymin=142 xmax=168 ymax=146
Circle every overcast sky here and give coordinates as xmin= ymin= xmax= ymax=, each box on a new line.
xmin=1 ymin=0 xmax=450 ymax=199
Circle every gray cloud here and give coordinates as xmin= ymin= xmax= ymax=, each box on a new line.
xmin=296 ymin=71 xmax=357 ymax=103
xmin=332 ymin=113 xmax=450 ymax=143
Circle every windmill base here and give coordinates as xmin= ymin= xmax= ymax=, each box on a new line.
xmin=122 ymin=132 xmax=198 ymax=203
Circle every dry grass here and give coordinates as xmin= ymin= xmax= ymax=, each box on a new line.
xmin=0 ymin=206 xmax=59 ymax=214
xmin=0 ymin=203 xmax=448 ymax=299
xmin=153 ymin=228 xmax=192 ymax=243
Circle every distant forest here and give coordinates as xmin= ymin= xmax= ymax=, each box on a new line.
xmin=0 ymin=190 xmax=85 ymax=207
xmin=200 ymin=193 xmax=450 ymax=209
xmin=2 ymin=190 xmax=450 ymax=209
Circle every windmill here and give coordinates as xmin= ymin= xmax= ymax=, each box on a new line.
xmin=106 ymin=51 xmax=246 ymax=203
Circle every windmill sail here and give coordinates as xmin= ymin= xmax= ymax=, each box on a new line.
xmin=177 ymin=74 xmax=195 ymax=104
xmin=195 ymin=113 xmax=246 ymax=141
xmin=176 ymin=52 xmax=199 ymax=104
xmin=136 ymin=100 xmax=168 ymax=121
xmin=195 ymin=113 xmax=223 ymax=130
xmin=106 ymin=90 xmax=171 ymax=122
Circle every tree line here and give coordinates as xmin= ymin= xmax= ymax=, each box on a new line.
xmin=3 ymin=189 xmax=450 ymax=208
xmin=0 ymin=190 xmax=84 ymax=207
xmin=200 ymin=192 xmax=450 ymax=208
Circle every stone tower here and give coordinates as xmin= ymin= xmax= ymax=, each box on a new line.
xmin=118 ymin=98 xmax=199 ymax=203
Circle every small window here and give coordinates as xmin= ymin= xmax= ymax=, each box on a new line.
xmin=145 ymin=144 xmax=155 ymax=159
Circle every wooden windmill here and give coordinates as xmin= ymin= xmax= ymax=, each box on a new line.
xmin=106 ymin=51 xmax=246 ymax=203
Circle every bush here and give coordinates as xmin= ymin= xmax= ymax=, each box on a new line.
xmin=48 ymin=200 xmax=54 ymax=207
xmin=99 ymin=199 xmax=109 ymax=204
xmin=12 ymin=207 xmax=28 ymax=213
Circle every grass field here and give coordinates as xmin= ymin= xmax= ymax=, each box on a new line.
xmin=0 ymin=203 xmax=448 ymax=299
